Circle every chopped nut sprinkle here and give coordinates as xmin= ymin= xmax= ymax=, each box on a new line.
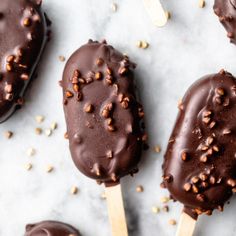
xmin=168 ymin=219 xmax=177 ymax=225
xmin=141 ymin=41 xmax=149 ymax=49
xmin=136 ymin=41 xmax=149 ymax=49
xmin=27 ymin=148 xmax=36 ymax=157
xmin=111 ymin=3 xmax=117 ymax=12
xmin=45 ymin=128 xmax=52 ymax=137
xmin=51 ymin=122 xmax=58 ymax=130
xmin=35 ymin=115 xmax=44 ymax=123
xmin=59 ymin=56 xmax=65 ymax=62
xmin=46 ymin=165 xmax=54 ymax=173
xmin=152 ymin=206 xmax=160 ymax=214
xmin=64 ymin=132 xmax=69 ymax=139
xmin=71 ymin=186 xmax=78 ymax=194
xmin=183 ymin=183 xmax=192 ymax=192
xmin=23 ymin=17 xmax=31 ymax=26
xmin=154 ymin=145 xmax=161 ymax=153
xmin=162 ymin=205 xmax=169 ymax=212
xmin=84 ymin=104 xmax=94 ymax=113
xmin=199 ymin=0 xmax=205 ymax=8
xmin=178 ymin=99 xmax=184 ymax=110
xmin=25 ymin=163 xmax=32 ymax=171
xmin=165 ymin=11 xmax=171 ymax=20
xmin=4 ymin=131 xmax=13 ymax=139
xmin=101 ymin=192 xmax=106 ymax=199
xmin=160 ymin=196 xmax=170 ymax=203
xmin=35 ymin=127 xmax=42 ymax=135
xmin=136 ymin=41 xmax=142 ymax=48
xmin=136 ymin=185 xmax=144 ymax=193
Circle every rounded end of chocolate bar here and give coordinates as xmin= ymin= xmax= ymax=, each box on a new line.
xmin=62 ymin=40 xmax=145 ymax=184
xmin=25 ymin=221 xmax=80 ymax=236
xmin=214 ymin=0 xmax=236 ymax=45
xmin=163 ymin=70 xmax=236 ymax=216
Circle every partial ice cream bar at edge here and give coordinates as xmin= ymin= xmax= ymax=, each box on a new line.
xmin=162 ymin=70 xmax=236 ymax=219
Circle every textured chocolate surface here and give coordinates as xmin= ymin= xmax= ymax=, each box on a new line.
xmin=162 ymin=70 xmax=236 ymax=219
xmin=25 ymin=221 xmax=80 ymax=236
xmin=0 ymin=0 xmax=50 ymax=123
xmin=214 ymin=0 xmax=236 ymax=44
xmin=62 ymin=40 xmax=145 ymax=185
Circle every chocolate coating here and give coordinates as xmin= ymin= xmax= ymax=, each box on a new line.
xmin=25 ymin=221 xmax=80 ymax=236
xmin=162 ymin=70 xmax=236 ymax=219
xmin=0 ymin=0 xmax=50 ymax=123
xmin=214 ymin=0 xmax=236 ymax=44
xmin=62 ymin=40 xmax=145 ymax=185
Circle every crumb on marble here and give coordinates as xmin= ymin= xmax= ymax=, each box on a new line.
xmin=168 ymin=219 xmax=177 ymax=225
xmin=27 ymin=147 xmax=36 ymax=157
xmin=51 ymin=122 xmax=58 ymax=130
xmin=35 ymin=127 xmax=42 ymax=135
xmin=199 ymin=0 xmax=205 ymax=8
xmin=59 ymin=55 xmax=65 ymax=62
xmin=152 ymin=206 xmax=160 ymax=214
xmin=4 ymin=130 xmax=13 ymax=139
xmin=160 ymin=196 xmax=170 ymax=203
xmin=136 ymin=40 xmax=149 ymax=49
xmin=46 ymin=165 xmax=54 ymax=173
xmin=154 ymin=145 xmax=161 ymax=153
xmin=101 ymin=192 xmax=106 ymax=199
xmin=45 ymin=128 xmax=52 ymax=137
xmin=111 ymin=3 xmax=117 ymax=12
xmin=136 ymin=185 xmax=144 ymax=193
xmin=25 ymin=163 xmax=32 ymax=171
xmin=165 ymin=11 xmax=171 ymax=20
xmin=35 ymin=115 xmax=44 ymax=123
xmin=71 ymin=186 xmax=79 ymax=194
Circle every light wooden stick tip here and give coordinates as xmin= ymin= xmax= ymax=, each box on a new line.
xmin=176 ymin=212 xmax=196 ymax=236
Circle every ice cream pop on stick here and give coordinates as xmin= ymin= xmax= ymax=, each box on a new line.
xmin=162 ymin=70 xmax=236 ymax=236
xmin=61 ymin=40 xmax=145 ymax=236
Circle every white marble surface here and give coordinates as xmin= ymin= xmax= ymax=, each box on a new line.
xmin=1 ymin=0 xmax=236 ymax=235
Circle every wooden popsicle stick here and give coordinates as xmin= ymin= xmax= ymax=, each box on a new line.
xmin=105 ymin=184 xmax=128 ymax=236
xmin=176 ymin=212 xmax=197 ymax=236
xmin=143 ymin=0 xmax=168 ymax=27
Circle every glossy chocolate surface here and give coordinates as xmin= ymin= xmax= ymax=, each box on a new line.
xmin=0 ymin=0 xmax=50 ymax=122
xmin=62 ymin=40 xmax=145 ymax=184
xmin=25 ymin=221 xmax=80 ymax=236
xmin=163 ymin=70 xmax=236 ymax=219
xmin=214 ymin=0 xmax=236 ymax=44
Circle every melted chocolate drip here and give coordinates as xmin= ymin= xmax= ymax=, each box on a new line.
xmin=62 ymin=40 xmax=145 ymax=185
xmin=0 ymin=0 xmax=50 ymax=123
xmin=162 ymin=70 xmax=236 ymax=219
xmin=25 ymin=221 xmax=80 ymax=236
xmin=214 ymin=0 xmax=236 ymax=44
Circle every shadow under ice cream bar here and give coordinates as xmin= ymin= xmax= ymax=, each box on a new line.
xmin=214 ymin=0 xmax=236 ymax=44
xmin=162 ymin=70 xmax=236 ymax=235
xmin=25 ymin=221 xmax=80 ymax=236
xmin=62 ymin=40 xmax=145 ymax=236
xmin=0 ymin=0 xmax=50 ymax=123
